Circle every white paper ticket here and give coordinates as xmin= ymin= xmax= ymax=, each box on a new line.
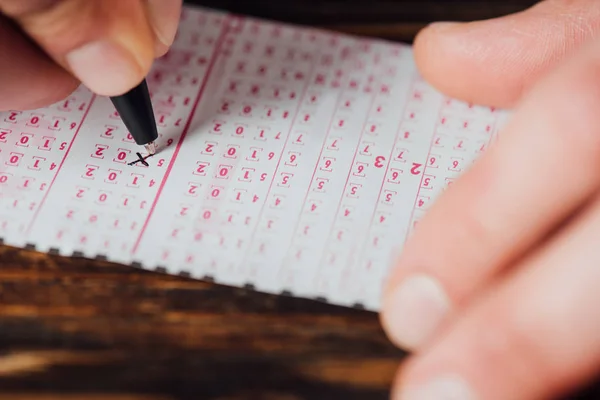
xmin=0 ymin=5 xmax=510 ymax=310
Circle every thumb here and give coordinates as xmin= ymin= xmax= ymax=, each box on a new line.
xmin=0 ymin=0 xmax=159 ymax=96
xmin=413 ymin=0 xmax=600 ymax=108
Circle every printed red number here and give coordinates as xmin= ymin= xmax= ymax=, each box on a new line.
xmin=30 ymin=156 xmax=44 ymax=170
xmin=321 ymin=158 xmax=334 ymax=171
xmin=39 ymin=137 xmax=55 ymax=150
xmin=327 ymin=138 xmax=339 ymax=150
xmin=107 ymin=172 xmax=118 ymax=182
xmin=83 ymin=165 xmax=99 ymax=179
xmin=217 ymin=165 xmax=231 ymax=178
xmin=194 ymin=162 xmax=209 ymax=176
xmin=388 ymin=169 xmax=402 ymax=183
xmin=5 ymin=111 xmax=20 ymax=122
xmin=29 ymin=115 xmax=40 ymax=126
xmin=6 ymin=153 xmax=23 ymax=166
xmin=354 ymin=163 xmax=366 ymax=176
xmin=92 ymin=144 xmax=108 ymax=159
xmin=0 ymin=129 xmax=10 ymax=142
xmin=18 ymin=134 xmax=32 ymax=147
xmin=204 ymin=142 xmax=215 ymax=154
xmin=188 ymin=183 xmax=199 ymax=196
xmin=255 ymin=129 xmax=267 ymax=140
xmin=247 ymin=148 xmax=261 ymax=161
xmin=116 ymin=150 xmax=128 ymax=162
xmin=226 ymin=146 xmax=237 ymax=157
xmin=103 ymin=126 xmax=116 ymax=138
xmin=410 ymin=163 xmax=422 ymax=175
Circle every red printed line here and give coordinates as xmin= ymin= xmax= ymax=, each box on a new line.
xmin=26 ymin=94 xmax=97 ymax=235
xmin=132 ymin=18 xmax=233 ymax=254
xmin=486 ymin=113 xmax=501 ymax=148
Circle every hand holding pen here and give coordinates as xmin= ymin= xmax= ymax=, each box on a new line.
xmin=0 ymin=0 xmax=183 ymax=153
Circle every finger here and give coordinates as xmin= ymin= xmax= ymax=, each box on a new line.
xmin=146 ymin=0 xmax=182 ymax=57
xmin=0 ymin=15 xmax=78 ymax=111
xmin=392 ymin=195 xmax=600 ymax=400
xmin=381 ymin=35 xmax=600 ymax=350
xmin=413 ymin=0 xmax=600 ymax=107
xmin=0 ymin=0 xmax=156 ymax=96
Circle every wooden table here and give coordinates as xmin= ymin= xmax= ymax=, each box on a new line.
xmin=1 ymin=1 xmax=598 ymax=399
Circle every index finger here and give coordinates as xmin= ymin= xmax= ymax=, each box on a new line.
xmin=0 ymin=0 xmax=156 ymax=96
xmin=413 ymin=0 xmax=600 ymax=108
xmin=380 ymin=35 xmax=600 ymax=350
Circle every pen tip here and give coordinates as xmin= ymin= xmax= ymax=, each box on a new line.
xmin=145 ymin=142 xmax=157 ymax=155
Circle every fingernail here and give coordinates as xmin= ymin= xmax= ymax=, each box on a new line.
xmin=382 ymin=274 xmax=450 ymax=349
xmin=427 ymin=21 xmax=462 ymax=31
xmin=395 ymin=375 xmax=476 ymax=400
xmin=148 ymin=0 xmax=181 ymax=48
xmin=65 ymin=41 xmax=143 ymax=96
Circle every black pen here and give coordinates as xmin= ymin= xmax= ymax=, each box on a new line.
xmin=110 ymin=79 xmax=159 ymax=155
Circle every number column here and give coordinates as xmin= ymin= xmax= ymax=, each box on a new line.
xmin=310 ymin=42 xmax=414 ymax=304
xmin=224 ymin=21 xmax=326 ymax=284
xmin=239 ymin=31 xmax=351 ymax=293
xmin=133 ymin=17 xmax=322 ymax=282
xmin=341 ymin=75 xmax=445 ymax=308
xmin=26 ymin=10 xmax=224 ymax=260
xmin=406 ymin=98 xmax=501 ymax=235
xmin=0 ymin=85 xmax=94 ymax=245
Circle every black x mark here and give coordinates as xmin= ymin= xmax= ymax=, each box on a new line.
xmin=128 ymin=152 xmax=152 ymax=167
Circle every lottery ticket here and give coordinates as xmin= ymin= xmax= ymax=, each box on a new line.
xmin=0 ymin=5 xmax=510 ymax=310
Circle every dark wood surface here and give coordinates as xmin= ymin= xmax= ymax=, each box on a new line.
xmin=1 ymin=1 xmax=598 ymax=399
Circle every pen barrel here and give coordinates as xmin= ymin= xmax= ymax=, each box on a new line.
xmin=110 ymin=80 xmax=159 ymax=146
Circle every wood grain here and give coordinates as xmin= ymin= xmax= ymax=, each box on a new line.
xmin=1 ymin=1 xmax=599 ymax=399
xmin=0 ymin=245 xmax=403 ymax=399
